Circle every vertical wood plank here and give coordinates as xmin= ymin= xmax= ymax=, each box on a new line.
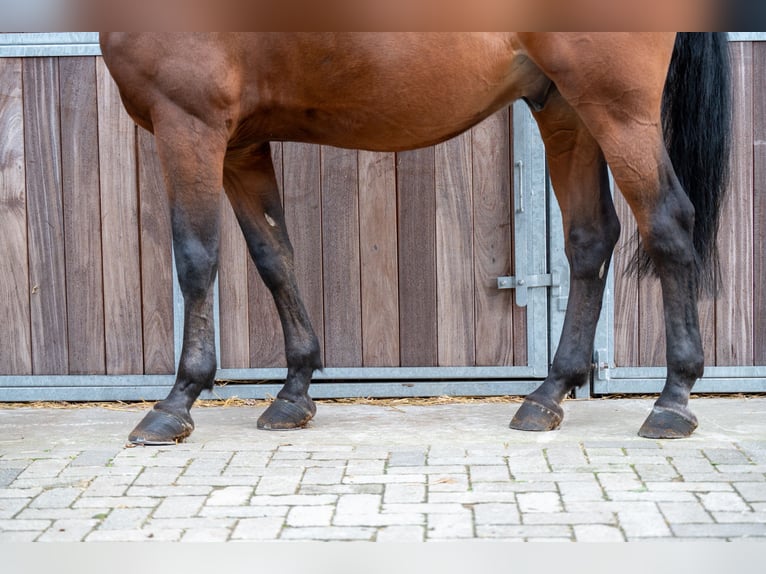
xmin=397 ymin=148 xmax=437 ymax=366
xmin=754 ymin=42 xmax=766 ymax=366
xmin=282 ymin=143 xmax=325 ymax=364
xmin=472 ymin=109 xmax=514 ymax=366
xmin=321 ymin=146 xmax=362 ymax=367
xmin=218 ymin=193 xmax=251 ymax=369
xmin=0 ymin=58 xmax=32 ymax=375
xmin=59 ymin=57 xmax=106 ymax=375
xmin=436 ymin=132 xmax=475 ymax=366
xmin=96 ymin=58 xmax=144 ymax=375
xmin=138 ymin=129 xmax=174 ymax=374
xmin=716 ymin=42 xmax=753 ymax=366
xmin=359 ymin=150 xmax=400 ymax=366
xmin=23 ymin=57 xmax=68 ymax=375
xmin=612 ymin=188 xmax=640 ymax=366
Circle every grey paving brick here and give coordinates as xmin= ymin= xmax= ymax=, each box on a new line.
xmin=388 ymin=450 xmax=426 ymax=467
xmin=522 ymin=511 xmax=615 ymax=525
xmin=29 ymin=487 xmax=81 ymax=509
xmin=231 ymin=517 xmax=285 ymax=540
xmin=427 ymin=509 xmax=473 ymax=539
xmin=0 ymin=518 xmax=51 ymax=531
xmin=280 ymin=525 xmax=375 ymax=540
xmin=286 ymin=505 xmax=334 ymax=527
xmin=99 ymin=508 xmax=152 ymax=530
xmin=711 ymin=511 xmax=766 ymax=523
xmin=473 ymin=502 xmax=520 ymax=525
xmin=698 ymin=491 xmax=749 ymax=512
xmin=384 ymin=483 xmax=425 ymax=504
xmin=303 ymin=466 xmax=345 ymax=485
xmin=375 ymin=525 xmax=425 ymax=541
xmin=0 ymin=531 xmax=40 ymax=541
xmin=657 ymin=501 xmax=713 ymax=523
xmin=734 ymin=482 xmax=766 ymax=501
xmin=299 ymin=483 xmax=383 ymax=495
xmin=0 ymin=468 xmax=22 ymax=488
xmin=255 ymin=476 xmax=299 ymax=495
xmin=558 ymin=476 xmax=605 ymax=502
xmin=703 ymin=448 xmax=751 ymax=466
xmin=517 ymin=492 xmax=563 ymax=513
xmin=345 ymin=459 xmax=386 ymax=475
xmin=671 ymin=523 xmax=766 ymax=538
xmin=153 ymin=495 xmax=206 ymax=518
xmin=182 ymin=527 xmax=231 ymax=541
xmin=476 ymin=524 xmax=572 ymax=540
xmin=469 ymin=465 xmax=510 ymax=482
xmin=345 ymin=473 xmax=426 ymax=484
xmin=85 ymin=527 xmax=183 ymax=541
xmin=427 ymin=474 xmax=470 ymax=492
xmin=70 ymin=450 xmax=120 ymax=467
xmin=0 ymin=497 xmax=29 ymax=519
xmin=38 ymin=518 xmax=98 ymax=541
xmin=573 ymin=524 xmax=625 ymax=541
xmin=618 ymin=508 xmax=672 ymax=538
xmin=206 ymin=486 xmax=253 ymax=506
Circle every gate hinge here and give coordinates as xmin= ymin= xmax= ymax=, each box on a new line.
xmin=497 ymin=271 xmax=560 ymax=308
xmin=593 ymin=348 xmax=610 ymax=381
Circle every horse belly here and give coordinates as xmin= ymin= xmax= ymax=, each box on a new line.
xmin=240 ymin=33 xmax=544 ymax=152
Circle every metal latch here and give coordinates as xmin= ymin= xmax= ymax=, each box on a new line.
xmin=594 ymin=348 xmax=610 ymax=381
xmin=496 ymin=271 xmax=559 ymax=307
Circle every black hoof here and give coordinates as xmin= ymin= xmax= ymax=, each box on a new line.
xmin=257 ymin=397 xmax=316 ymax=430
xmin=509 ymin=398 xmax=564 ymax=432
xmin=638 ymin=405 xmax=698 ymax=439
xmin=127 ymin=407 xmax=194 ymax=446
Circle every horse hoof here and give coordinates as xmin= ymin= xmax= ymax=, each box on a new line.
xmin=509 ymin=398 xmax=563 ymax=432
xmin=257 ymin=397 xmax=316 ymax=430
xmin=638 ymin=405 xmax=698 ymax=439
xmin=127 ymin=407 xmax=194 ymax=446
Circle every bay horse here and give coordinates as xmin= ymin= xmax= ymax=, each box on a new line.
xmin=99 ymin=33 xmax=731 ymax=445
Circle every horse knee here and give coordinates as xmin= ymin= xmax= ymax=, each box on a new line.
xmin=175 ymin=237 xmax=219 ymax=300
xmin=566 ymin=221 xmax=620 ymax=280
xmin=643 ymin=198 xmax=696 ymax=268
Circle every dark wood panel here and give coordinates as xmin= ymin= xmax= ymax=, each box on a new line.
xmin=59 ymin=57 xmax=106 ymax=375
xmin=282 ymin=143 xmax=325 ymax=364
xmin=96 ymin=59 xmax=144 ymax=375
xmin=754 ymin=42 xmax=766 ymax=366
xmin=397 ymin=148 xmax=437 ymax=366
xmin=0 ymin=58 xmax=32 ymax=375
xmin=471 ymin=110 xmax=514 ymax=366
xmin=435 ymin=131 xmax=475 ymax=366
xmin=138 ymin=130 xmax=174 ymax=374
xmin=717 ymin=42 xmax=753 ymax=366
xmin=359 ymin=151 xmax=400 ymax=366
xmin=218 ymin=194 xmax=251 ymax=369
xmin=612 ymin=189 xmax=639 ymax=367
xmin=321 ymin=146 xmax=362 ymax=367
xmin=23 ymin=58 xmax=69 ymax=374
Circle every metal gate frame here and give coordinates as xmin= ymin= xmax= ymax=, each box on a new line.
xmin=0 ymin=36 xmax=555 ymax=401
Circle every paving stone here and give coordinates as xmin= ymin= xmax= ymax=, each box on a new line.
xmin=388 ymin=450 xmax=427 ymax=467
xmin=517 ymin=492 xmax=563 ymax=513
xmin=303 ymin=466 xmax=345 ymax=485
xmin=384 ymin=483 xmax=426 ymax=504
xmin=657 ymin=501 xmax=713 ymax=523
xmin=469 ymin=465 xmax=510 ymax=482
xmin=427 ymin=510 xmax=473 ymax=539
xmin=152 ymin=495 xmax=206 ymax=518
xmin=618 ymin=508 xmax=672 ymax=538
xmin=37 ymin=519 xmax=98 ymax=541
xmin=734 ymin=482 xmax=766 ymax=501
xmin=0 ymin=468 xmax=22 ymax=488
xmin=698 ymin=491 xmax=749 ymax=512
xmin=375 ymin=525 xmax=425 ymax=541
xmin=475 ymin=524 xmax=572 ymax=540
xmin=671 ymin=523 xmax=766 ymax=538
xmin=279 ymin=526 xmax=375 ymax=541
xmin=231 ymin=517 xmax=285 ymax=540
xmin=181 ymin=527 xmax=231 ymax=541
xmin=473 ymin=503 xmax=520 ymax=525
xmin=0 ymin=497 xmax=29 ymax=519
xmin=286 ymin=505 xmax=334 ymax=527
xmin=573 ymin=524 xmax=625 ymax=541
xmin=29 ymin=487 xmax=81 ymax=509
xmin=206 ymin=486 xmax=253 ymax=506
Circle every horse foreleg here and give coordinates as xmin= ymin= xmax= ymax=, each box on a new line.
xmin=224 ymin=145 xmax=322 ymax=430
xmin=511 ymin=93 xmax=620 ymax=431
xmin=127 ymin=117 xmax=226 ymax=445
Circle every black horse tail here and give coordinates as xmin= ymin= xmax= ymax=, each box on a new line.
xmin=633 ymin=32 xmax=732 ymax=292
xmin=664 ymin=32 xmax=732 ymax=291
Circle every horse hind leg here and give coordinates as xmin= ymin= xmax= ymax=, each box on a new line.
xmin=128 ymin=116 xmax=227 ymax=445
xmin=510 ymin=91 xmax=620 ymax=432
xmin=223 ymin=144 xmax=322 ymax=430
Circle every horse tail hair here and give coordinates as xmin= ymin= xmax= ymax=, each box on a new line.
xmin=632 ymin=32 xmax=732 ymax=293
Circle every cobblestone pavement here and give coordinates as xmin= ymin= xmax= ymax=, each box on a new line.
xmin=0 ymin=397 xmax=765 ymax=542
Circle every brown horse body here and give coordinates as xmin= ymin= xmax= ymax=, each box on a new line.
xmin=99 ymin=33 xmax=730 ymax=444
